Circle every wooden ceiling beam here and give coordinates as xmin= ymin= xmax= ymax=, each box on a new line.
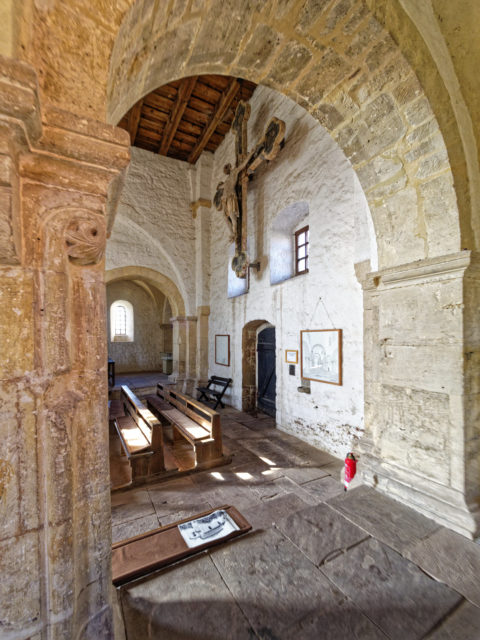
xmin=188 ymin=79 xmax=241 ymax=164
xmin=159 ymin=76 xmax=198 ymax=156
xmin=127 ymin=99 xmax=143 ymax=144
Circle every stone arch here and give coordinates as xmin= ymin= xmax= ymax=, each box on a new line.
xmin=106 ymin=0 xmax=461 ymax=270
xmin=105 ymin=266 xmax=185 ymax=317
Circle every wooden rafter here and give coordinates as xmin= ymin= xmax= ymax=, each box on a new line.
xmin=127 ymin=99 xmax=143 ymax=144
xmin=117 ymin=75 xmax=257 ymax=162
xmin=187 ymin=79 xmax=240 ymax=164
xmin=158 ymin=76 xmax=198 ymax=156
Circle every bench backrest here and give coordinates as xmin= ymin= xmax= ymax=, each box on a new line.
xmin=208 ymin=376 xmax=232 ymax=388
xmin=121 ymin=385 xmax=161 ymax=441
xmin=157 ymin=383 xmax=220 ymax=439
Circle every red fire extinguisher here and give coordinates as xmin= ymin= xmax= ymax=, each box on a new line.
xmin=344 ymin=452 xmax=357 ymax=491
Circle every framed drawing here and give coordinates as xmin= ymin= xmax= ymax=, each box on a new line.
xmin=215 ymin=334 xmax=230 ymax=366
xmin=300 ymin=329 xmax=342 ymax=385
xmin=285 ymin=349 xmax=298 ymax=364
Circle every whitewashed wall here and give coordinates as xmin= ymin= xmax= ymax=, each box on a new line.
xmin=107 ymin=87 xmax=376 ymax=459
xmin=208 ymin=86 xmax=377 ymax=458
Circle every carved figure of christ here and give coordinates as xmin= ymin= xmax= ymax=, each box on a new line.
xmin=214 ymin=101 xmax=286 ymax=278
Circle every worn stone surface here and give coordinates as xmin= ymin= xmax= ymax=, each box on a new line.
xmin=327 ymin=485 xmax=440 ymax=553
xmin=276 ymin=502 xmax=368 ymax=566
xmin=121 ymin=555 xmax=256 ymax=639
xmin=211 ymin=527 xmax=379 ymax=639
xmin=241 ymin=492 xmax=310 ymax=530
xmin=112 ymin=513 xmax=160 ymax=544
xmin=322 ymin=538 xmax=462 ymax=639
xmin=404 ymin=527 xmax=480 ymax=607
xmin=302 ymin=474 xmax=347 ymax=501
xmin=427 ymin=601 xmax=480 ymax=639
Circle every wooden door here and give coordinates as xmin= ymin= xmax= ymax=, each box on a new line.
xmin=257 ymin=327 xmax=276 ymax=417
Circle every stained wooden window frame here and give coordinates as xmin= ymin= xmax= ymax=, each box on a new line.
xmin=295 ymin=225 xmax=309 ymax=275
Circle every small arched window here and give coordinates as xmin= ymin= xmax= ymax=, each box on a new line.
xmin=110 ymin=300 xmax=134 ymax=342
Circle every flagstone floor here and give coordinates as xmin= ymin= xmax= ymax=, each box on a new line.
xmin=112 ymin=406 xmax=480 ymax=640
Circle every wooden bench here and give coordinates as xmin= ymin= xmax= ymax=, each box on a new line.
xmin=113 ymin=385 xmax=166 ymax=482
xmin=145 ymin=383 xmax=224 ymax=467
xmin=196 ymin=376 xmax=232 ymax=410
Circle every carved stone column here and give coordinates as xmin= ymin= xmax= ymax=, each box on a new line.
xmin=358 ymin=251 xmax=479 ymax=539
xmin=0 ymin=56 xmax=130 ymax=638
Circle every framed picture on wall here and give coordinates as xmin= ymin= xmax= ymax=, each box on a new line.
xmin=300 ymin=329 xmax=342 ymax=385
xmin=215 ymin=334 xmax=230 ymax=366
xmin=285 ymin=349 xmax=298 ymax=364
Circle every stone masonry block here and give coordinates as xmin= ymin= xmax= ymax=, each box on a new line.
xmin=236 ymin=24 xmax=282 ymax=72
xmin=268 ymin=40 xmax=313 ymax=86
xmin=296 ymin=48 xmax=352 ymax=104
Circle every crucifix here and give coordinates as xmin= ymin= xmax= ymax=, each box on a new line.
xmin=214 ymin=101 xmax=286 ymax=278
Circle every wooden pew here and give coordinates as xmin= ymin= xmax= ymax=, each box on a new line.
xmin=145 ymin=383 xmax=224 ymax=467
xmin=114 ymin=385 xmax=166 ymax=482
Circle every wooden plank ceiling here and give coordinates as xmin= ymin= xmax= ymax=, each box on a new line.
xmin=118 ymin=75 xmax=257 ymax=164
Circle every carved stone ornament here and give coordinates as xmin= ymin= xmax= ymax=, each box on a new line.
xmin=65 ymin=214 xmax=106 ymax=265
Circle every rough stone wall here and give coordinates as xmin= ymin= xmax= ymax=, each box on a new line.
xmin=106 ymin=146 xmax=196 ymax=315
xmin=208 ymin=85 xmax=375 ymax=458
xmin=106 ymin=280 xmax=165 ymax=372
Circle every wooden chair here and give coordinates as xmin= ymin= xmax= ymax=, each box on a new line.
xmin=196 ymin=376 xmax=232 ymax=410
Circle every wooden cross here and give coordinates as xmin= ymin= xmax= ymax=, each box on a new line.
xmin=214 ymin=101 xmax=285 ymax=278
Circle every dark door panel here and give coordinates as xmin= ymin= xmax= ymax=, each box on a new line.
xmin=257 ymin=327 xmax=276 ymax=418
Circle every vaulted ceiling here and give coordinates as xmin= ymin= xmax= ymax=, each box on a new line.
xmin=118 ymin=75 xmax=257 ymax=164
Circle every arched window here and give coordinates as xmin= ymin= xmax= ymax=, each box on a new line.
xmin=110 ymin=300 xmax=134 ymax=342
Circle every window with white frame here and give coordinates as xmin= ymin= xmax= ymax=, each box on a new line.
xmin=110 ymin=300 xmax=134 ymax=342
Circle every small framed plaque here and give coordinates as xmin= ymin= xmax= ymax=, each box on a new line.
xmin=215 ymin=334 xmax=230 ymax=366
xmin=285 ymin=349 xmax=298 ymax=364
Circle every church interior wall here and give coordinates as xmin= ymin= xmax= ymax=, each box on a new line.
xmin=1 ymin=0 xmax=480 ymax=636
xmin=106 ymin=280 xmax=166 ymax=373
xmin=208 ymin=85 xmax=374 ymax=458
xmin=106 ymin=147 xmax=196 ymax=316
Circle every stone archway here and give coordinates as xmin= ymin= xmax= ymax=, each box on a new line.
xmin=106 ymin=266 xmax=185 ymax=317
xmin=105 ymin=266 xmax=200 ymax=387
xmin=106 ymin=1 xmax=462 ymax=269
xmin=102 ymin=6 xmax=480 ymax=538
xmin=242 ymin=319 xmax=271 ymax=412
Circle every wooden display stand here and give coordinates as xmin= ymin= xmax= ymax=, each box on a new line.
xmin=112 ymin=505 xmax=251 ymax=586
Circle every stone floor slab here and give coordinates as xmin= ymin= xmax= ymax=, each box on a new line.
xmin=111 ymin=489 xmax=155 ymax=527
xmin=302 ymin=475 xmax=346 ymax=502
xmin=121 ymin=555 xmax=256 ymax=640
xmin=112 ymin=513 xmax=160 ymax=544
xmin=282 ymin=465 xmax=330 ymax=485
xmin=404 ymin=527 xmax=480 ymax=607
xmin=276 ymin=502 xmax=369 ymax=566
xmin=327 ymin=485 xmax=440 ymax=553
xmin=322 ymin=537 xmax=462 ymax=640
xmin=210 ymin=528 xmax=381 ymax=639
xmin=426 ymin=600 xmax=480 ymax=639
xmin=242 ymin=492 xmax=311 ymax=530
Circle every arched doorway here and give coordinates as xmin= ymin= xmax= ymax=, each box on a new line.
xmin=242 ymin=319 xmax=276 ymax=415
xmin=257 ymin=325 xmax=276 ymax=418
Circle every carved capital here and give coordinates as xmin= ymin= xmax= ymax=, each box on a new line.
xmin=65 ymin=213 xmax=106 ymax=266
